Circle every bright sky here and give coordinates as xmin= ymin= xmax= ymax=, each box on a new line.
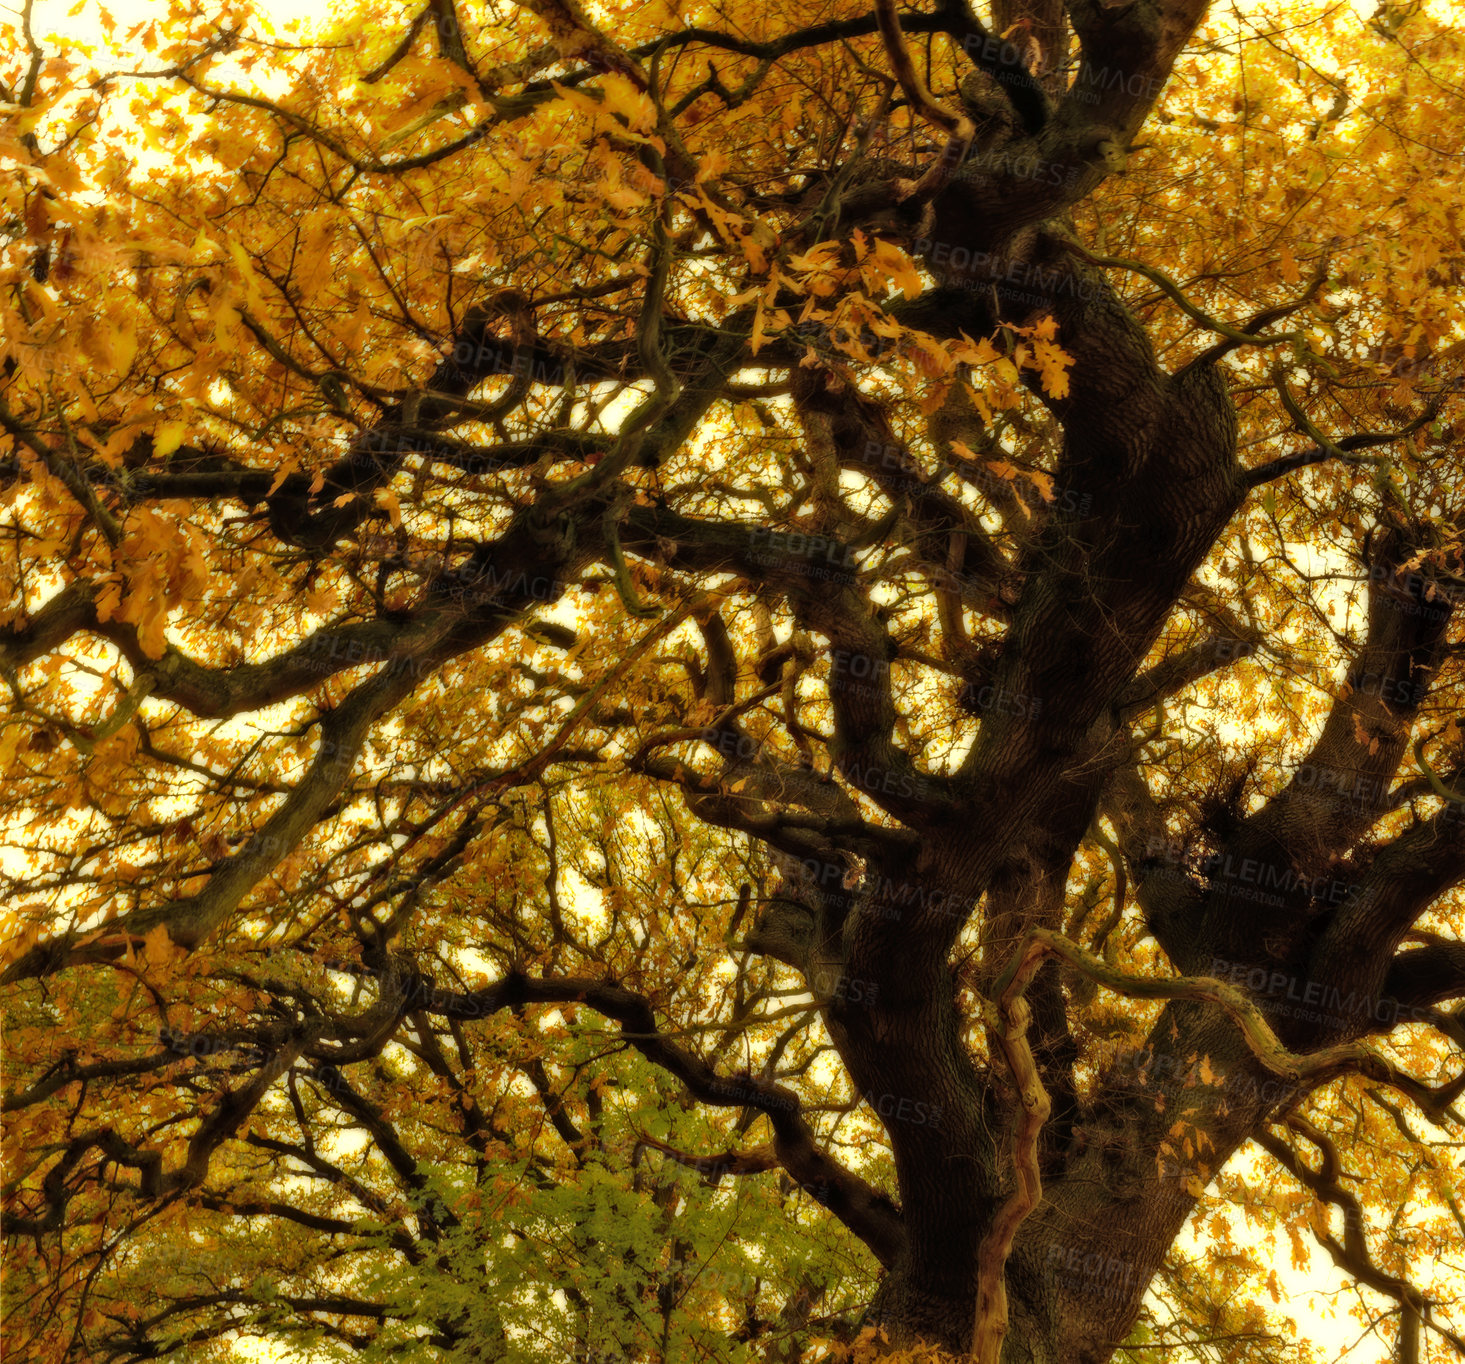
xmin=8 ymin=0 xmax=1457 ymax=1359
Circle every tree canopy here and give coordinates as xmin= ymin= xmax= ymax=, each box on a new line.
xmin=2 ymin=0 xmax=1464 ymax=1360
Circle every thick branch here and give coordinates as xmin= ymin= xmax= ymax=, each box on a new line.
xmin=410 ymin=971 xmax=908 ymax=1265
xmin=994 ymin=929 xmax=1453 ymax=1118
xmin=973 ymin=991 xmax=1050 ymax=1364
xmin=1255 ymin=1117 xmax=1465 ymax=1354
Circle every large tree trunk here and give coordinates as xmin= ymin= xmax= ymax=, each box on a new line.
xmin=770 ymin=215 xmax=1461 ymax=1356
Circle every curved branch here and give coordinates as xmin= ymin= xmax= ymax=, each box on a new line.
xmin=1063 ymin=244 xmax=1302 ymax=352
xmin=1255 ymin=1117 xmax=1465 ymax=1354
xmin=973 ymin=990 xmax=1050 ymax=1364
xmin=992 ymin=929 xmax=1459 ymax=1119
xmin=875 ymin=0 xmax=976 ymax=203
xmin=635 ymin=1131 xmax=779 ymax=1181
xmin=0 ymin=1049 xmax=182 ymax=1114
xmin=1383 ymin=942 xmax=1465 ymax=1016
xmin=2 ymin=1031 xmax=307 ymax=1237
xmin=424 ymin=971 xmax=908 ymax=1266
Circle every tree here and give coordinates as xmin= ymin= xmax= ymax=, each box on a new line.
xmin=2 ymin=0 xmax=1464 ymax=1358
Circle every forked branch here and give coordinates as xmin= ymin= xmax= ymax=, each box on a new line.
xmin=992 ymin=929 xmax=1461 ymax=1118
xmin=967 ymin=927 xmax=1465 ymax=1361
xmin=874 ymin=0 xmax=976 ymax=203
xmin=1256 ymin=1115 xmax=1465 ymax=1355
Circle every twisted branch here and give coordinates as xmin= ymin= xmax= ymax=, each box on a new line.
xmin=1255 ymin=1115 xmax=1465 ymax=1356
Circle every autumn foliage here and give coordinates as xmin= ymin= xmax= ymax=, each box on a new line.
xmin=2 ymin=0 xmax=1464 ymax=1360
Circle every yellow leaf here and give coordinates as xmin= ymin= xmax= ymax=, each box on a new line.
xmin=94 ymin=575 xmax=122 ymax=623
xmin=750 ymin=300 xmax=768 ymax=356
xmin=226 ymin=239 xmax=268 ymax=314
xmin=1027 ymin=469 xmax=1056 ymax=503
xmin=952 ymin=335 xmax=1002 ymax=367
xmin=112 ymin=318 xmax=139 ymax=375
xmin=788 ymin=242 xmax=843 ymax=273
xmin=143 ymin=923 xmax=175 ymax=967
xmin=550 ymin=81 xmax=607 ymax=123
xmin=154 ymin=421 xmax=186 ymax=457
xmin=1031 ymin=337 xmax=1072 ymax=399
xmin=867 ymin=238 xmax=924 ymax=300
xmin=600 ymin=73 xmax=656 ymax=134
